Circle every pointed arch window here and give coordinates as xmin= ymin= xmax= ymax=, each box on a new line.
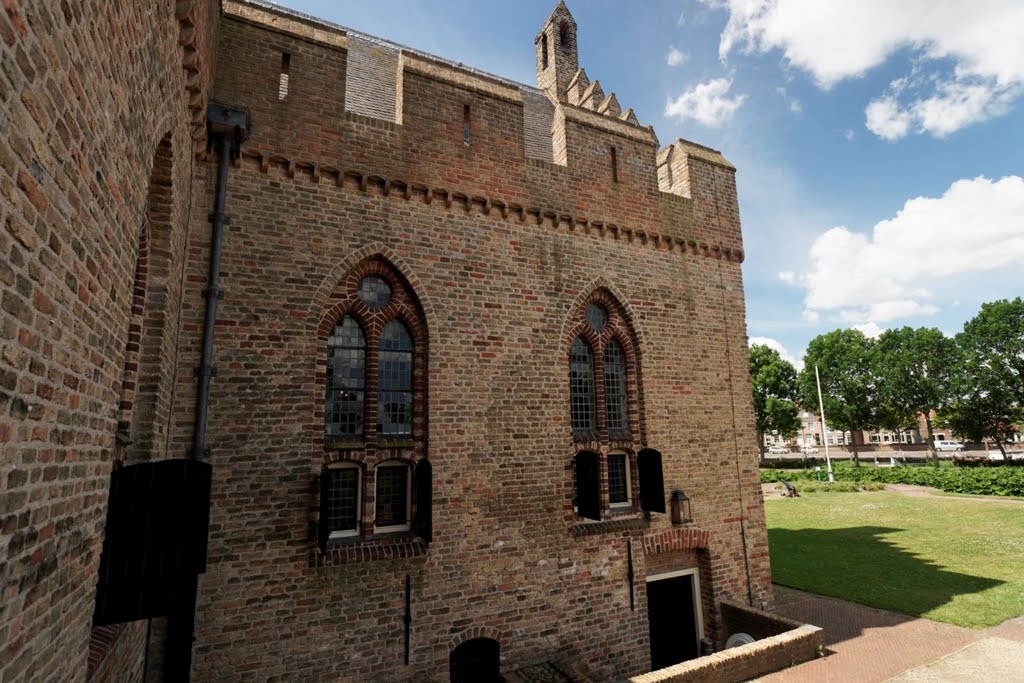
xmin=326 ymin=316 xmax=365 ymax=436
xmin=569 ymin=337 xmax=595 ymax=431
xmin=604 ymin=340 xmax=627 ymax=431
xmin=317 ymin=262 xmax=431 ymax=552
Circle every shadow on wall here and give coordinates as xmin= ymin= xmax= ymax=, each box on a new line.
xmin=767 ymin=526 xmax=1003 ymax=645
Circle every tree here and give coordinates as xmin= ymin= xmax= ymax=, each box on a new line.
xmin=874 ymin=327 xmax=957 ymax=464
xmin=798 ymin=329 xmax=879 ymax=466
xmin=944 ymin=298 xmax=1024 ymax=458
xmin=749 ymin=344 xmax=801 ymax=458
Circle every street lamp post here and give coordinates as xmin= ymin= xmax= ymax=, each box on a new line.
xmin=815 ymin=364 xmax=835 ymax=484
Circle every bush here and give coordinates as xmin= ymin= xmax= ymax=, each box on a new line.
xmin=772 ymin=480 xmax=884 ymax=493
xmin=760 ymin=463 xmax=1024 ymax=497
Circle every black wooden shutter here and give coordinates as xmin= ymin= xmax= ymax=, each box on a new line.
xmin=638 ymin=449 xmax=666 ymax=513
xmin=318 ymin=465 xmax=331 ymax=554
xmin=576 ymin=451 xmax=601 ymax=521
xmin=415 ymin=459 xmax=432 ymax=543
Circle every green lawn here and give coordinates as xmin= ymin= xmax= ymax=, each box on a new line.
xmin=765 ymin=491 xmax=1024 ymax=628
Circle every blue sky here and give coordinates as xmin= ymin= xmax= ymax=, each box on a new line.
xmin=274 ymin=0 xmax=1024 ymax=367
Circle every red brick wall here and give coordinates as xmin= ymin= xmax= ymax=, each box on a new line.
xmin=0 ymin=2 xmax=217 ymax=680
xmin=173 ymin=8 xmax=770 ymax=680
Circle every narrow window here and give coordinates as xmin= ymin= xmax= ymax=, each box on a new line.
xmin=463 ymin=104 xmax=471 ymax=146
xmin=610 ymin=146 xmax=619 ymax=183
xmin=541 ymin=34 xmax=549 ymax=69
xmin=569 ymin=337 xmax=595 ymax=431
xmin=278 ymin=52 xmax=290 ymax=100
xmin=638 ymin=448 xmax=666 ymax=513
xmin=378 ymin=320 xmax=413 ymax=436
xmin=608 ymin=453 xmax=630 ymax=507
xmin=324 ymin=463 xmax=361 ymax=538
xmin=559 ymin=23 xmax=570 ymax=49
xmin=604 ymin=341 xmax=627 ymax=431
xmin=326 ymin=316 xmax=365 ymax=436
xmin=376 ymin=461 xmax=411 ymax=531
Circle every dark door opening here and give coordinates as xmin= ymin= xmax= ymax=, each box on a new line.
xmin=646 ymin=573 xmax=700 ymax=670
xmin=450 ymin=637 xmax=500 ymax=683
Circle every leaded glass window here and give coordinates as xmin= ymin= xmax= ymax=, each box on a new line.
xmin=608 ymin=453 xmax=629 ymax=506
xmin=586 ymin=303 xmax=607 ymax=331
xmin=375 ymin=462 xmax=410 ymax=529
xmin=570 ymin=337 xmax=595 ymax=431
xmin=378 ymin=320 xmax=413 ymax=436
xmin=604 ymin=340 xmax=627 ymax=431
xmin=358 ymin=275 xmax=391 ymax=309
xmin=326 ymin=464 xmax=360 ymax=536
xmin=326 ymin=316 xmax=365 ymax=436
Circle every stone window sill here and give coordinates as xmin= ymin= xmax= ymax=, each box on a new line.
xmin=310 ymin=535 xmax=427 ymax=567
xmin=570 ymin=515 xmax=648 ymax=538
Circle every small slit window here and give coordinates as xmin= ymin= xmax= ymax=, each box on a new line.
xmin=463 ymin=104 xmax=471 ymax=146
xmin=541 ymin=34 xmax=549 ymax=69
xmin=278 ymin=52 xmax=290 ymax=100
xmin=569 ymin=337 xmax=595 ymax=431
xmin=610 ymin=146 xmax=619 ymax=183
xmin=559 ymin=23 xmax=570 ymax=49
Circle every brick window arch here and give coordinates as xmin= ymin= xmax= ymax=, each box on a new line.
xmin=316 ymin=257 xmax=429 ymax=549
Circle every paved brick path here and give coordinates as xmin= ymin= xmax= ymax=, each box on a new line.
xmin=756 ymin=587 xmax=981 ymax=682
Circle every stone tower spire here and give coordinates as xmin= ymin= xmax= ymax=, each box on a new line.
xmin=535 ymin=1 xmax=579 ymax=102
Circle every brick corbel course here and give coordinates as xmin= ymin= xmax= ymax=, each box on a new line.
xmin=233 ymin=149 xmax=745 ymax=264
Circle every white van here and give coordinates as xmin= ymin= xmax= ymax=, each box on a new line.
xmin=934 ymin=440 xmax=965 ymax=452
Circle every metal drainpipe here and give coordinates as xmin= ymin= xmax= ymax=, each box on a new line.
xmin=191 ymin=105 xmax=249 ymax=460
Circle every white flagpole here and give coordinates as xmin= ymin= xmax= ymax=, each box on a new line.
xmin=815 ymin=364 xmax=835 ymax=484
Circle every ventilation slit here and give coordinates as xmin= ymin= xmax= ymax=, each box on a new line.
xmin=610 ymin=146 xmax=619 ymax=183
xmin=463 ymin=104 xmax=471 ymax=146
xmin=278 ymin=52 xmax=291 ymax=100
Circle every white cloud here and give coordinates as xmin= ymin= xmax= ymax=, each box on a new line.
xmin=843 ymin=128 xmax=855 ymax=141
xmin=665 ymin=78 xmax=747 ymax=127
xmin=707 ymin=0 xmax=1024 ymax=138
xmin=749 ymin=336 xmax=803 ymax=370
xmin=864 ymin=96 xmax=912 ymax=140
xmin=778 ymin=270 xmax=796 ymax=284
xmin=677 ymin=11 xmax=686 ymax=27
xmin=853 ymin=322 xmax=884 ymax=339
xmin=792 ymin=175 xmax=1024 ymax=328
xmin=666 ymin=46 xmax=690 ymax=67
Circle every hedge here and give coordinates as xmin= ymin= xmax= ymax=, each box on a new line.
xmin=760 ymin=463 xmax=1024 ymax=497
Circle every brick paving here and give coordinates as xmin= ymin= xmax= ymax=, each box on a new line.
xmin=757 ymin=587 xmax=981 ymax=682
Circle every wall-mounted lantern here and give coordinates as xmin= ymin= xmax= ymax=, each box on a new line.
xmin=670 ymin=490 xmax=692 ymax=526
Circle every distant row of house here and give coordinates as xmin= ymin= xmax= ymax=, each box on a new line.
xmin=763 ymin=411 xmax=1023 ymax=451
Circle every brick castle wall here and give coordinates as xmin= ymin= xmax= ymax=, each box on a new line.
xmin=173 ymin=5 xmax=770 ymax=680
xmin=0 ymin=1 xmax=217 ymax=680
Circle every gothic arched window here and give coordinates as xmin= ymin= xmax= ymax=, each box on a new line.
xmin=326 ymin=316 xmax=366 ymax=436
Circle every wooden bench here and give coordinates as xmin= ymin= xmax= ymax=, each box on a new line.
xmin=778 ymin=478 xmax=799 ymax=498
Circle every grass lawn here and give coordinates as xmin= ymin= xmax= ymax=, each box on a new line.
xmin=765 ymin=491 xmax=1024 ymax=629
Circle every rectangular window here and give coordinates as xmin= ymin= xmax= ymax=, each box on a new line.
xmin=376 ymin=464 xmax=410 ymax=530
xmin=608 ymin=453 xmax=630 ymax=507
xmin=326 ymin=467 xmax=359 ymax=537
xmin=463 ymin=104 xmax=471 ymax=145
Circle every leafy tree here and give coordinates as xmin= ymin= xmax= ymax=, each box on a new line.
xmin=798 ymin=329 xmax=879 ymax=466
xmin=749 ymin=344 xmax=801 ymax=457
xmin=874 ymin=327 xmax=957 ymax=464
xmin=944 ymin=298 xmax=1024 ymax=458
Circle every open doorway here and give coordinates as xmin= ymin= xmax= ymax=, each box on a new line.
xmin=646 ymin=568 xmax=703 ymax=670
